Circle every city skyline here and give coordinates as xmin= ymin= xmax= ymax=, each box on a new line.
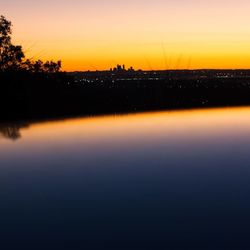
xmin=2 ymin=0 xmax=250 ymax=71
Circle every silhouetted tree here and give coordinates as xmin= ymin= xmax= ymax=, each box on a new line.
xmin=21 ymin=59 xmax=62 ymax=73
xmin=0 ymin=16 xmax=24 ymax=72
xmin=44 ymin=60 xmax=62 ymax=73
xmin=33 ymin=60 xmax=44 ymax=73
xmin=0 ymin=15 xmax=62 ymax=73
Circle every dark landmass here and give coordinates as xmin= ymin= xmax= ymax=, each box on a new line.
xmin=1 ymin=68 xmax=250 ymax=141
xmin=1 ymin=16 xmax=250 ymax=123
xmin=1 ymin=69 xmax=250 ymax=123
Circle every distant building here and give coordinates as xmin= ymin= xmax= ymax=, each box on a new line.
xmin=128 ymin=66 xmax=135 ymax=72
xmin=110 ymin=64 xmax=135 ymax=73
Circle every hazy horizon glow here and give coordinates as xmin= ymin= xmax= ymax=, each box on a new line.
xmin=1 ymin=0 xmax=250 ymax=71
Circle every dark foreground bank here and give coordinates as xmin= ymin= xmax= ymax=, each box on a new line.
xmin=1 ymin=71 xmax=250 ymax=121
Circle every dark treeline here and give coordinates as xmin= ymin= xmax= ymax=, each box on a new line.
xmin=1 ymin=15 xmax=250 ymax=122
xmin=2 ymin=74 xmax=250 ymax=121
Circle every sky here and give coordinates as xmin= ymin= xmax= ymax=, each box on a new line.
xmin=1 ymin=0 xmax=250 ymax=71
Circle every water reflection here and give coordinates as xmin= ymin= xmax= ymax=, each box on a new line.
xmin=1 ymin=107 xmax=250 ymax=249
xmin=1 ymin=106 xmax=250 ymax=143
xmin=0 ymin=123 xmax=29 ymax=141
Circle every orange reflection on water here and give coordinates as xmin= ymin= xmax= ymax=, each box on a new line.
xmin=1 ymin=106 xmax=250 ymax=145
xmin=1 ymin=106 xmax=250 ymax=162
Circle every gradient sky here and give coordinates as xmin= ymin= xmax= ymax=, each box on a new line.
xmin=1 ymin=0 xmax=250 ymax=71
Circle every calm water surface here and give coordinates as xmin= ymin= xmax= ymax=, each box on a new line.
xmin=1 ymin=107 xmax=250 ymax=249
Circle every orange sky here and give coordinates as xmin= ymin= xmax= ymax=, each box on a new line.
xmin=2 ymin=0 xmax=250 ymax=71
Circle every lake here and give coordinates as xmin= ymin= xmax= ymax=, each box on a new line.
xmin=1 ymin=107 xmax=250 ymax=249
